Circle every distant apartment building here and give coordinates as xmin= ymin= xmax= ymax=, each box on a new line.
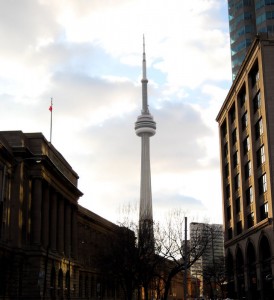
xmin=190 ymin=222 xmax=224 ymax=299
xmin=227 ymin=0 xmax=274 ymax=79
xmin=216 ymin=35 xmax=274 ymax=299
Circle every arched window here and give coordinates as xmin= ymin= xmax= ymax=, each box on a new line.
xmin=90 ymin=276 xmax=94 ymax=298
xmin=58 ymin=269 xmax=63 ymax=297
xmin=236 ymin=248 xmax=245 ymax=299
xmin=79 ymin=274 xmax=83 ymax=298
xmin=50 ymin=267 xmax=56 ymax=299
xmin=226 ymin=251 xmax=235 ymax=299
xmin=259 ymin=235 xmax=273 ymax=299
xmin=65 ymin=270 xmax=70 ymax=297
xmin=85 ymin=275 xmax=89 ymax=298
xmin=246 ymin=242 xmax=257 ymax=292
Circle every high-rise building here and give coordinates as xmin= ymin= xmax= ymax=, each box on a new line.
xmin=190 ymin=222 xmax=224 ymax=299
xmin=216 ymin=35 xmax=274 ymax=299
xmin=135 ymin=37 xmax=156 ymax=247
xmin=227 ymin=0 xmax=274 ymax=79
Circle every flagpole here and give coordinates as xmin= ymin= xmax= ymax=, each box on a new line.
xmin=49 ymin=98 xmax=53 ymax=143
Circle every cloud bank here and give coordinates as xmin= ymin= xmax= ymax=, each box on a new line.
xmin=0 ymin=0 xmax=231 ymax=224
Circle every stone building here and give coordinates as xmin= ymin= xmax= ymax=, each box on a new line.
xmin=0 ymin=130 xmax=122 ymax=300
xmin=216 ymin=34 xmax=274 ymax=299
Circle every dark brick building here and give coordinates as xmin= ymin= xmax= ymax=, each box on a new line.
xmin=0 ymin=131 xmax=122 ymax=300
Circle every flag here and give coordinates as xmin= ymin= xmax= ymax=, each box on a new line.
xmin=49 ymin=98 xmax=53 ymax=112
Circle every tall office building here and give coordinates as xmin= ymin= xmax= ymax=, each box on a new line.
xmin=228 ymin=0 xmax=274 ymax=79
xmin=190 ymin=223 xmax=224 ymax=299
xmin=216 ymin=35 xmax=274 ymax=299
xmin=135 ymin=38 xmax=156 ymax=248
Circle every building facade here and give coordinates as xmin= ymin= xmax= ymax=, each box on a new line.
xmin=190 ymin=222 xmax=224 ymax=299
xmin=216 ymin=35 xmax=274 ymax=299
xmin=228 ymin=0 xmax=274 ymax=79
xmin=0 ymin=131 xmax=123 ymax=300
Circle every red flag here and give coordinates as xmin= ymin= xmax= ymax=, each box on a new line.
xmin=49 ymin=105 xmax=52 ymax=112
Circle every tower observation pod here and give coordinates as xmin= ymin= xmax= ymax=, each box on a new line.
xmin=135 ymin=36 xmax=156 ymax=249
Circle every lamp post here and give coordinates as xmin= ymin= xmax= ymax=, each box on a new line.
xmin=184 ymin=217 xmax=187 ymax=300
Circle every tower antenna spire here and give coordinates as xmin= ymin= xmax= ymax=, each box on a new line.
xmin=142 ymin=34 xmax=149 ymax=114
xmin=143 ymin=34 xmax=147 ymax=80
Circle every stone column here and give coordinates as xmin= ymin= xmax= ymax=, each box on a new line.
xmin=71 ymin=206 xmax=78 ymax=258
xmin=31 ymin=178 xmax=42 ymax=245
xmin=57 ymin=196 xmax=64 ymax=254
xmin=64 ymin=201 xmax=71 ymax=257
xmin=50 ymin=191 xmax=57 ymax=251
xmin=42 ymin=183 xmax=50 ymax=248
xmin=10 ymin=163 xmax=22 ymax=246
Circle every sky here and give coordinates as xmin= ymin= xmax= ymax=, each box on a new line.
xmin=0 ymin=0 xmax=232 ymax=225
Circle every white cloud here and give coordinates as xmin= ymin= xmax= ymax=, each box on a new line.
xmin=0 ymin=0 xmax=231 ymax=224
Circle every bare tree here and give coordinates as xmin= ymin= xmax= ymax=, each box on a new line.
xmin=155 ymin=211 xmax=211 ymax=300
xmin=202 ymin=257 xmax=226 ymax=299
xmin=99 ymin=208 xmax=212 ymax=300
xmin=97 ymin=225 xmax=139 ymax=300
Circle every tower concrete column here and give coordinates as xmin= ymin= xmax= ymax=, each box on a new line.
xmin=140 ymin=133 xmax=153 ymax=221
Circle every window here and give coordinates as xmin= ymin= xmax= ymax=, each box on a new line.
xmin=249 ymin=61 xmax=259 ymax=87
xmin=253 ymin=91 xmax=261 ymax=112
xmin=243 ymin=136 xmax=250 ymax=154
xmin=221 ymin=122 xmax=227 ymax=138
xmin=227 ymin=205 xmax=231 ymax=220
xmin=255 ymin=118 xmax=263 ymax=140
xmin=233 ymin=151 xmax=238 ymax=168
xmin=257 ymin=145 xmax=265 ymax=167
xmin=236 ymin=221 xmax=242 ymax=235
xmin=225 ymin=163 xmax=229 ymax=178
xmin=228 ymin=227 xmax=233 ymax=240
xmin=85 ymin=276 xmax=89 ymax=298
xmin=258 ymin=173 xmax=267 ymax=195
xmin=234 ymin=174 xmax=240 ymax=190
xmin=245 ymin=161 xmax=252 ymax=179
xmin=242 ymin=112 xmax=248 ymax=130
xmin=260 ymin=202 xmax=268 ymax=220
xmin=58 ymin=269 xmax=63 ymax=297
xmin=238 ymin=86 xmax=246 ymax=107
xmin=246 ymin=186 xmax=253 ymax=205
xmin=224 ymin=142 xmax=228 ymax=157
xmin=79 ymin=275 xmax=83 ymax=298
xmin=229 ymin=105 xmax=236 ymax=123
xmin=232 ymin=128 xmax=237 ymax=145
xmin=247 ymin=212 xmax=254 ymax=228
xmin=65 ymin=271 xmax=70 ymax=296
xmin=236 ymin=197 xmax=241 ymax=213
xmin=226 ymin=184 xmax=231 ymax=200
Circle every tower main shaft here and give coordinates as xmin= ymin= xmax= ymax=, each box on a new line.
xmin=135 ymin=37 xmax=156 ymax=233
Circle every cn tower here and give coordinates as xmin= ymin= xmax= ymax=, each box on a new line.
xmin=135 ymin=36 xmax=156 ymax=246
